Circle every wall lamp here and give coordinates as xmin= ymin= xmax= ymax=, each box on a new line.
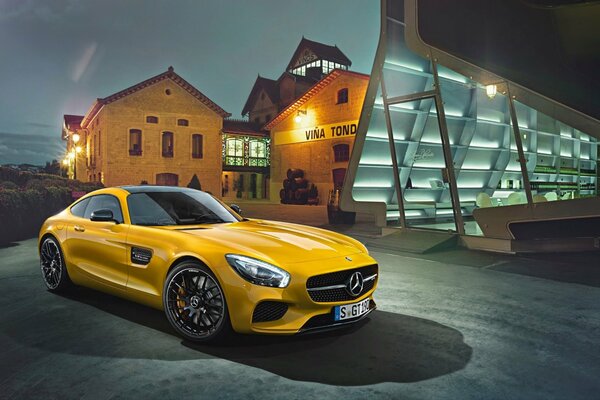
xmin=485 ymin=84 xmax=497 ymax=99
xmin=294 ymin=109 xmax=307 ymax=123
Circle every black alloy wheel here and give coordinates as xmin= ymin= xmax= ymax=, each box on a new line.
xmin=163 ymin=262 xmax=231 ymax=342
xmin=40 ymin=236 xmax=71 ymax=291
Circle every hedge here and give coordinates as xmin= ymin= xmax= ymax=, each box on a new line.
xmin=0 ymin=167 xmax=103 ymax=244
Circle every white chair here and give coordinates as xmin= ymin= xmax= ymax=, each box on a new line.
xmin=544 ymin=192 xmax=558 ymax=202
xmin=561 ymin=192 xmax=572 ymax=200
xmin=475 ymin=192 xmax=493 ymax=208
xmin=507 ymin=192 xmax=526 ymax=205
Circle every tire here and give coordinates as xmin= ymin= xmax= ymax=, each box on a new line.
xmin=39 ymin=236 xmax=72 ymax=292
xmin=163 ymin=261 xmax=232 ymax=342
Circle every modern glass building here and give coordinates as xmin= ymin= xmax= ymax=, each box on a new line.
xmin=341 ymin=0 xmax=600 ymax=251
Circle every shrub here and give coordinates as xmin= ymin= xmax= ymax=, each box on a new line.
xmin=0 ymin=168 xmax=103 ymax=244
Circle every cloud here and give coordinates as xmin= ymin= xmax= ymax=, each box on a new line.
xmin=0 ymin=131 xmax=65 ymax=165
xmin=0 ymin=0 xmax=79 ymax=22
xmin=71 ymin=42 xmax=98 ymax=82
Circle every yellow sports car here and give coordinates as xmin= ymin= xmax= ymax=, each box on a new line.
xmin=38 ymin=186 xmax=378 ymax=341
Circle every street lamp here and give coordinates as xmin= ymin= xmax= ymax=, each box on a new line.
xmin=72 ymin=133 xmax=80 ymax=144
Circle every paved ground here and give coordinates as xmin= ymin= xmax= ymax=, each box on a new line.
xmin=1 ymin=237 xmax=599 ymax=400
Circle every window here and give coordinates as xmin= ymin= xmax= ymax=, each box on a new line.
xmin=129 ymin=129 xmax=142 ymax=156
xmin=162 ymin=131 xmax=174 ymax=157
xmin=83 ymin=194 xmax=124 ymax=223
xmin=192 ymin=134 xmax=203 ymax=158
xmin=225 ymin=137 xmax=244 ymax=166
xmin=249 ymin=139 xmax=268 ymax=167
xmin=70 ymin=197 xmax=91 ymax=218
xmin=249 ymin=140 xmax=266 ymax=158
xmin=177 ymin=119 xmax=189 ymax=126
xmin=127 ymin=191 xmax=239 ymax=226
xmin=337 ymin=88 xmax=349 ymax=104
xmin=146 ymin=116 xmax=158 ymax=124
xmin=333 ymin=143 xmax=350 ymax=162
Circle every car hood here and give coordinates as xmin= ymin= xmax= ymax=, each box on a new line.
xmin=168 ymin=219 xmax=364 ymax=265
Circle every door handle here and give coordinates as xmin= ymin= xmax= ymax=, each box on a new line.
xmin=74 ymin=225 xmax=86 ymax=232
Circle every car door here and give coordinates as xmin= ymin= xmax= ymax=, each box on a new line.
xmin=65 ymin=194 xmax=129 ymax=289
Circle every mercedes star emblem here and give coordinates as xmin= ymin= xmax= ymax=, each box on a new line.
xmin=347 ymin=271 xmax=364 ymax=297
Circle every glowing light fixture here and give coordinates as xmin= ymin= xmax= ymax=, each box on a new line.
xmin=75 ymin=146 xmax=82 ymax=154
xmin=294 ymin=109 xmax=307 ymax=123
xmin=485 ymin=84 xmax=497 ymax=99
xmin=68 ymin=151 xmax=75 ymax=160
xmin=72 ymin=133 xmax=80 ymax=143
xmin=62 ymin=159 xmax=69 ymax=166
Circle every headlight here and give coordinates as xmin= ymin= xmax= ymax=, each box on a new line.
xmin=225 ymin=254 xmax=290 ymax=288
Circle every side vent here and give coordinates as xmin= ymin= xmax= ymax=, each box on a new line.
xmin=131 ymin=247 xmax=152 ymax=265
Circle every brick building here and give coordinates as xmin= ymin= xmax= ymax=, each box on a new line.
xmin=62 ymin=67 xmax=230 ymax=194
xmin=264 ymin=70 xmax=369 ymax=203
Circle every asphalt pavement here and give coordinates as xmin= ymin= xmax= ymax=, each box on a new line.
xmin=0 ymin=237 xmax=599 ymax=399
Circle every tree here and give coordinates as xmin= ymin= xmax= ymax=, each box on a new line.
xmin=43 ymin=159 xmax=61 ymax=176
xmin=187 ymin=174 xmax=202 ymax=190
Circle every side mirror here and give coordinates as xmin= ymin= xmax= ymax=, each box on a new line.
xmin=230 ymin=204 xmax=242 ymax=215
xmin=90 ymin=209 xmax=116 ymax=223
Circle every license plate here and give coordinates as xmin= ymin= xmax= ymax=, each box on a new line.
xmin=334 ymin=298 xmax=370 ymax=321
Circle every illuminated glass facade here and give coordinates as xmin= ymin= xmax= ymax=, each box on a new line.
xmin=343 ymin=1 xmax=598 ymax=236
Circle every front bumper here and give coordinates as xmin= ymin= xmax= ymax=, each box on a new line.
xmin=217 ymin=252 xmax=379 ymax=335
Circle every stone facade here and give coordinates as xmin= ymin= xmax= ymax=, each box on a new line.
xmin=69 ymin=70 xmax=228 ymax=196
xmin=267 ymin=71 xmax=369 ymax=203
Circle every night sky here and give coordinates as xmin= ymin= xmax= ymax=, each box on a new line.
xmin=0 ymin=0 xmax=379 ymax=165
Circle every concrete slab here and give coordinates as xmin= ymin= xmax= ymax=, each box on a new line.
xmin=0 ymin=238 xmax=599 ymax=399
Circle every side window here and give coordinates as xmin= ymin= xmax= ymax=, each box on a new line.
xmin=84 ymin=195 xmax=124 ymax=223
xmin=70 ymin=197 xmax=91 ymax=218
xmin=337 ymin=88 xmax=349 ymax=104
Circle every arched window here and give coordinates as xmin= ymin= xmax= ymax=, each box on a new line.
xmin=225 ymin=137 xmax=244 ymax=166
xmin=333 ymin=143 xmax=350 ymax=162
xmin=337 ymin=88 xmax=349 ymax=104
xmin=162 ymin=131 xmax=174 ymax=157
xmin=129 ymin=129 xmax=142 ymax=156
xmin=192 ymin=134 xmax=203 ymax=159
xmin=146 ymin=116 xmax=158 ymax=124
xmin=177 ymin=119 xmax=189 ymax=126
xmin=249 ymin=139 xmax=268 ymax=167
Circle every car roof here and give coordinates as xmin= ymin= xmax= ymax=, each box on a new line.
xmin=119 ymin=185 xmax=202 ymax=194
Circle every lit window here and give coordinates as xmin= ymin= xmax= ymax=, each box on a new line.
xmin=225 ymin=138 xmax=244 ymax=166
xmin=333 ymin=143 xmax=350 ymax=162
xmin=177 ymin=119 xmax=189 ymax=126
xmin=129 ymin=129 xmax=142 ymax=156
xmin=192 ymin=134 xmax=203 ymax=159
xmin=337 ymin=88 xmax=349 ymax=104
xmin=162 ymin=131 xmax=173 ymax=157
xmin=249 ymin=140 xmax=266 ymax=158
xmin=146 ymin=116 xmax=158 ymax=124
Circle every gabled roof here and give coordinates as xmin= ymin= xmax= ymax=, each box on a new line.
xmin=81 ymin=66 xmax=230 ymax=127
xmin=62 ymin=114 xmax=84 ymax=140
xmin=63 ymin=114 xmax=83 ymax=130
xmin=222 ymin=119 xmax=268 ymax=137
xmin=264 ymin=69 xmax=370 ymax=130
xmin=241 ymin=76 xmax=279 ymax=116
xmin=286 ymin=37 xmax=352 ymax=70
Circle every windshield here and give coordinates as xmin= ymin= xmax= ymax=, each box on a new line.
xmin=127 ymin=191 xmax=241 ymax=226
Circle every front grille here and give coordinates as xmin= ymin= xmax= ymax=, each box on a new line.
xmin=306 ymin=264 xmax=378 ymax=303
xmin=252 ymin=301 xmax=288 ymax=323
